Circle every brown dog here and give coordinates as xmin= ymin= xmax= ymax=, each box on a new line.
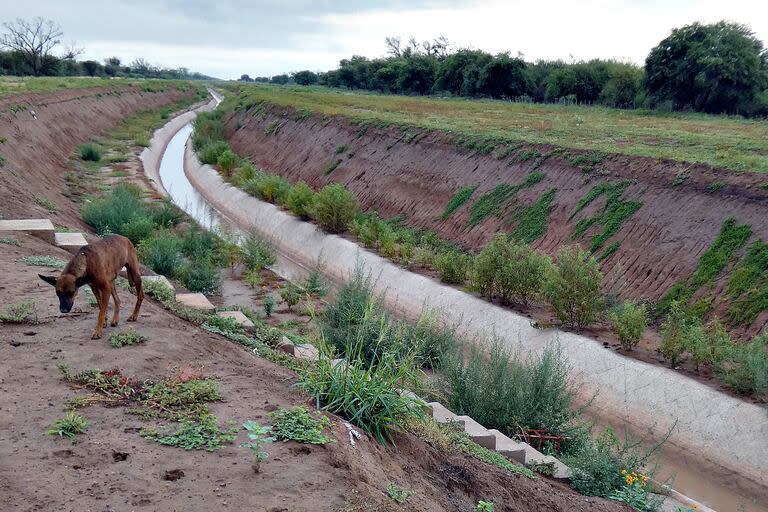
xmin=39 ymin=234 xmax=144 ymax=339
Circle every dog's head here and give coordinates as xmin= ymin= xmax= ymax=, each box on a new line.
xmin=39 ymin=253 xmax=87 ymax=314
xmin=39 ymin=273 xmax=80 ymax=313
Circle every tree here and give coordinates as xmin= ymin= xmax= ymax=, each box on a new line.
xmin=0 ymin=17 xmax=63 ymax=76
xmin=385 ymin=36 xmax=402 ymax=58
xmin=81 ymin=60 xmax=102 ymax=77
xmin=644 ymin=21 xmax=768 ymax=114
xmin=239 ymin=74 xmax=253 ymax=82
xmin=270 ymin=73 xmax=290 ymax=85
xmin=292 ymin=70 xmax=318 ymax=86
xmin=477 ymin=53 xmax=531 ymax=98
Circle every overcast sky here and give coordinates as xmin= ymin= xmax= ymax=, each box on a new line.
xmin=2 ymin=0 xmax=766 ymax=79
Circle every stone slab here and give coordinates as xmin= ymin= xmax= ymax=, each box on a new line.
xmin=488 ymin=429 xmax=527 ymax=464
xmin=54 ymin=232 xmax=87 ymax=253
xmin=175 ymin=292 xmax=214 ymax=311
xmin=0 ymin=219 xmax=55 ymax=243
xmin=518 ymin=442 xmax=572 ymax=481
xmin=455 ymin=415 xmax=496 ymax=450
xmin=217 ymin=310 xmax=254 ymax=328
xmin=294 ymin=343 xmax=319 ymax=360
xmin=141 ymin=275 xmax=175 ymax=291
xmin=427 ymin=402 xmax=459 ymax=424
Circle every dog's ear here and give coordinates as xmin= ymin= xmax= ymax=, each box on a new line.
xmin=38 ymin=274 xmax=57 ymax=286
xmin=71 ymin=253 xmax=87 ymax=278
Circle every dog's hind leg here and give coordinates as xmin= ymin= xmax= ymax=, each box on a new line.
xmin=92 ymin=283 xmax=109 ymax=339
xmin=110 ymin=280 xmax=120 ymax=326
xmin=126 ymin=254 xmax=143 ymax=322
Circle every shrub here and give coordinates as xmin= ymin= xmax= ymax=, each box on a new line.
xmin=280 ymin=283 xmax=302 ymax=310
xmin=176 ymin=259 xmax=221 ymax=294
xmin=150 ymin=200 xmax=184 ymax=228
xmin=263 ymin=295 xmax=275 ymax=317
xmin=241 ymin=232 xmax=276 ymax=271
xmin=299 ymin=320 xmax=424 ymax=444
xmin=232 ymin=161 xmax=257 ymax=185
xmin=303 ymin=269 xmax=327 ymax=297
xmin=441 ymin=339 xmax=576 ymax=437
xmin=216 ymin=149 xmax=238 ymax=176
xmin=609 ymin=301 xmax=648 ymax=350
xmin=254 ymin=174 xmax=291 ymax=204
xmin=120 ymin=216 xmax=156 ymax=245
xmin=659 ymin=301 xmax=689 ymax=367
xmin=472 ymin=235 xmax=508 ymax=297
xmin=82 ymin=183 xmax=149 ymax=236
xmin=270 ymin=406 xmax=333 ymax=445
xmin=285 ymin=181 xmax=316 ymax=219
xmin=138 ymin=231 xmax=183 ymax=276
xmin=78 ymin=143 xmax=102 ymax=162
xmin=544 ymin=245 xmax=604 ymax=328
xmin=716 ymin=333 xmax=768 ymax=397
xmin=180 ymin=227 xmax=219 ymax=263
xmin=310 ymin=183 xmax=359 ymax=233
xmin=434 ymin=251 xmax=471 ymax=285
xmin=199 ymin=140 xmax=231 ymax=165
xmin=495 ymin=240 xmax=552 ymax=305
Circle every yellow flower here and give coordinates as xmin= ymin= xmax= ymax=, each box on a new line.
xmin=621 ymin=469 xmax=627 ymax=475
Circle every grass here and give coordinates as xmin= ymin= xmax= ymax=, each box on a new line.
xmin=658 ymin=218 xmax=752 ymax=316
xmin=269 ymin=406 xmax=334 ymax=445
xmin=45 ymin=412 xmax=89 ymax=440
xmin=510 ymin=188 xmax=557 ymax=243
xmin=386 ymin=483 xmax=414 ymax=504
xmin=598 ymin=240 xmax=621 ymax=261
xmin=34 ymin=196 xmax=59 ymax=213
xmin=726 ymin=240 xmax=768 ymax=327
xmin=109 ymin=329 xmax=148 ymax=348
xmin=0 ymin=76 xmax=196 ymax=98
xmin=0 ymin=237 xmax=20 ymax=246
xmin=17 ymin=255 xmax=66 ymax=268
xmin=226 ymin=84 xmax=768 ymax=173
xmin=468 ymin=172 xmax=544 ymax=225
xmin=142 ymin=414 xmax=238 ymax=451
xmin=441 ymin=185 xmax=477 ymax=219
xmin=0 ymin=300 xmax=37 ymax=323
xmin=323 ymin=159 xmax=342 ymax=175
xmin=570 ymin=181 xmax=642 ymax=253
xmin=78 ymin=143 xmax=102 ymax=162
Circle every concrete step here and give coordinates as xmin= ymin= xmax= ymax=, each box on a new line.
xmin=455 ymin=415 xmax=496 ymax=450
xmin=54 ymin=232 xmax=87 ymax=253
xmin=294 ymin=343 xmax=319 ymax=361
xmin=175 ymin=292 xmax=215 ymax=311
xmin=141 ymin=275 xmax=175 ymax=291
xmin=217 ymin=310 xmax=254 ymax=328
xmin=427 ymin=402 xmax=459 ymax=424
xmin=520 ymin=442 xmax=572 ymax=482
xmin=488 ymin=429 xmax=527 ymax=464
xmin=0 ymin=219 xmax=55 ymax=244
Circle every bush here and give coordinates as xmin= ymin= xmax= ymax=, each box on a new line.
xmin=659 ymin=301 xmax=689 ymax=367
xmin=138 ymin=231 xmax=183 ymax=276
xmin=176 ymin=259 xmax=221 ymax=294
xmin=280 ymin=283 xmax=301 ymax=310
xmin=263 ymin=295 xmax=275 ymax=317
xmin=269 ymin=406 xmax=333 ymax=445
xmin=495 ymin=240 xmax=552 ymax=305
xmin=609 ymin=301 xmax=648 ymax=351
xmin=199 ymin=140 xmax=231 ymax=165
xmin=285 ymin=181 xmax=316 ymax=219
xmin=300 ymin=316 xmax=424 ymax=444
xmin=716 ymin=334 xmax=768 ymax=397
xmin=310 ymin=183 xmax=360 ymax=233
xmin=434 ymin=251 xmax=471 ymax=285
xmin=180 ymin=227 xmax=219 ymax=263
xmin=216 ymin=149 xmax=238 ymax=176
xmin=151 ymin=200 xmax=184 ymax=228
xmin=120 ymin=216 xmax=156 ymax=245
xmin=232 ymin=161 xmax=257 ymax=186
xmin=544 ymin=245 xmax=604 ymax=328
xmin=241 ymin=232 xmax=276 ymax=271
xmin=441 ymin=339 xmax=576 ymax=438
xmin=82 ymin=183 xmax=149 ymax=236
xmin=78 ymin=143 xmax=102 ymax=162
xmin=472 ymin=235 xmax=508 ymax=297
xmin=253 ymin=174 xmax=291 ymax=204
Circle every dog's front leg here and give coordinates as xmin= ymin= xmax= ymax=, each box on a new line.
xmin=92 ymin=284 xmax=109 ymax=339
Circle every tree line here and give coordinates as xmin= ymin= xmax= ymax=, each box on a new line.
xmin=249 ymin=22 xmax=768 ymax=117
xmin=0 ymin=17 xmax=212 ymax=80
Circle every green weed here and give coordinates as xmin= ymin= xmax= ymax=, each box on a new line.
xmin=242 ymin=421 xmax=276 ymax=472
xmin=109 ymin=329 xmax=147 ymax=348
xmin=46 ymin=412 xmax=89 ymax=440
xmin=468 ymin=172 xmax=544 ymax=226
xmin=0 ymin=300 xmax=37 ymax=323
xmin=571 ymin=181 xmax=642 ymax=253
xmin=441 ymin=185 xmax=477 ymax=220
xmin=0 ymin=237 xmax=20 ymax=246
xmin=510 ymin=188 xmax=556 ymax=243
xmin=34 ymin=196 xmax=58 ymax=213
xmin=270 ymin=406 xmax=334 ymax=445
xmin=78 ymin=143 xmax=102 ymax=162
xmin=386 ymin=483 xmax=414 ymax=504
xmin=142 ymin=414 xmax=237 ymax=451
xmin=17 ymin=255 xmax=66 ymax=268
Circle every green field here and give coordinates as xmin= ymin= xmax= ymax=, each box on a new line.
xmin=0 ymin=76 xmax=205 ymax=98
xmin=228 ymin=84 xmax=768 ymax=173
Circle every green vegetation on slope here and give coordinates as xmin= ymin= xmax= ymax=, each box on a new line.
xmin=468 ymin=172 xmax=544 ymax=226
xmin=441 ymin=185 xmax=477 ymax=219
xmin=224 ymin=84 xmax=768 ymax=173
xmin=727 ymin=240 xmax=768 ymax=327
xmin=570 ymin=181 xmax=642 ymax=253
xmin=510 ymin=188 xmax=557 ymax=243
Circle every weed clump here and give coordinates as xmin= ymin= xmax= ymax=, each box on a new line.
xmin=386 ymin=483 xmax=414 ymax=504
xmin=434 ymin=251 xmax=471 ymax=285
xmin=285 ymin=180 xmax=316 ymax=219
xmin=17 ymin=255 xmax=66 ymax=268
xmin=0 ymin=300 xmax=37 ymax=324
xmin=78 ymin=143 xmax=102 ymax=162
xmin=609 ymin=301 xmax=648 ymax=351
xmin=142 ymin=414 xmax=237 ymax=451
xmin=310 ymin=183 xmax=359 ymax=233
xmin=109 ymin=329 xmax=148 ymax=348
xmin=441 ymin=185 xmax=477 ymax=220
xmin=241 ymin=232 xmax=276 ymax=271
xmin=46 ymin=412 xmax=89 ymax=440
xmin=270 ymin=406 xmax=333 ymax=445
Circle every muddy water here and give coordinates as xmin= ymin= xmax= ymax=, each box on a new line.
xmin=152 ymin=105 xmax=766 ymax=512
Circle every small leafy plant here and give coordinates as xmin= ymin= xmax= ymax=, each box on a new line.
xmin=280 ymin=283 xmax=302 ymax=310
xmin=270 ymin=406 xmax=333 ymax=445
xmin=142 ymin=415 xmax=237 ymax=451
xmin=18 ymin=255 xmax=66 ymax=268
xmin=242 ymin=420 xmax=276 ymax=473
xmin=0 ymin=300 xmax=37 ymax=323
xmin=475 ymin=501 xmax=495 ymax=512
xmin=609 ymin=301 xmax=648 ymax=350
xmin=109 ymin=329 xmax=148 ymax=348
xmin=78 ymin=143 xmax=102 ymax=162
xmin=263 ymin=294 xmax=276 ymax=317
xmin=386 ymin=483 xmax=413 ymax=504
xmin=46 ymin=412 xmax=89 ymax=440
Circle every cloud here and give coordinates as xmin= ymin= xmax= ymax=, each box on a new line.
xmin=1 ymin=0 xmax=765 ymax=79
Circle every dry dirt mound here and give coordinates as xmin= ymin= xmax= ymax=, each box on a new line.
xmin=0 ymin=84 xmax=194 ymax=226
xmin=0 ymin=232 xmax=629 ymax=512
xmin=225 ymin=106 xmax=768 ymax=337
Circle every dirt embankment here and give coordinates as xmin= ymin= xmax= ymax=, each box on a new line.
xmin=0 ymin=85 xmax=195 ymax=226
xmin=225 ymin=106 xmax=768 ymax=336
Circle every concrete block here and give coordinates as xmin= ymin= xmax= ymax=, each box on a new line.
xmin=141 ymin=275 xmax=175 ymax=291
xmin=175 ymin=292 xmax=214 ymax=311
xmin=294 ymin=343 xmax=319 ymax=361
xmin=217 ymin=310 xmax=254 ymax=328
xmin=455 ymin=415 xmax=496 ymax=450
xmin=488 ymin=429 xmax=527 ymax=464
xmin=519 ymin=442 xmax=573 ymax=482
xmin=427 ymin=402 xmax=459 ymax=424
xmin=0 ymin=219 xmax=55 ymax=243
xmin=54 ymin=232 xmax=88 ymax=253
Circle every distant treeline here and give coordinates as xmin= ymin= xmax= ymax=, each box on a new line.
xmin=0 ymin=52 xmax=213 ymax=80
xmin=244 ymin=21 xmax=768 ymax=117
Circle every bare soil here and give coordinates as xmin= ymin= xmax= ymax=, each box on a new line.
xmin=225 ymin=106 xmax=768 ymax=338
xmin=0 ymin=233 xmax=630 ymax=512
